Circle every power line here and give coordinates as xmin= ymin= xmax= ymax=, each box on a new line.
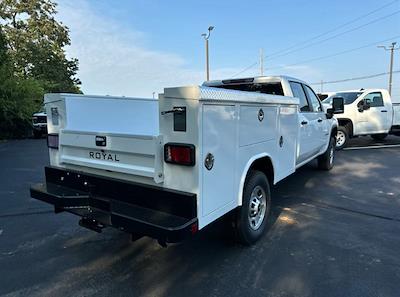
xmin=231 ymin=61 xmax=258 ymax=78
xmin=267 ymin=34 xmax=400 ymax=70
xmin=310 ymin=70 xmax=400 ymax=85
xmin=265 ymin=9 xmax=400 ymax=62
xmin=266 ymin=0 xmax=400 ymax=59
xmin=230 ymin=0 xmax=400 ymax=77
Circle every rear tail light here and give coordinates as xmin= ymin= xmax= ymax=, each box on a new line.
xmin=47 ymin=133 xmax=59 ymax=149
xmin=164 ymin=143 xmax=195 ymax=166
xmin=190 ymin=222 xmax=198 ymax=234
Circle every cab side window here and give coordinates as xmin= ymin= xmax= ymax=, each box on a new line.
xmin=363 ymin=92 xmax=384 ymax=107
xmin=290 ymin=81 xmax=311 ymax=112
xmin=303 ymin=85 xmax=322 ymax=112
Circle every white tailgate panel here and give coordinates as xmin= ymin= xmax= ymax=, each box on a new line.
xmin=59 ymin=132 xmax=161 ymax=178
xmin=202 ymin=104 xmax=236 ymax=216
xmin=393 ymin=104 xmax=400 ymax=126
xmin=61 ymin=146 xmax=154 ymax=177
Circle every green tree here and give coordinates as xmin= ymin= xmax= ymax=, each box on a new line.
xmin=0 ymin=28 xmax=43 ymax=138
xmin=0 ymin=0 xmax=81 ymax=93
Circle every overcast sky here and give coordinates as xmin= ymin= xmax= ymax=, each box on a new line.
xmin=57 ymin=0 xmax=400 ymax=100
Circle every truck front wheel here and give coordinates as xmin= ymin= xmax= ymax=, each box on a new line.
xmin=235 ymin=170 xmax=271 ymax=245
xmin=318 ymin=136 xmax=335 ymax=170
xmin=336 ymin=126 xmax=348 ymax=150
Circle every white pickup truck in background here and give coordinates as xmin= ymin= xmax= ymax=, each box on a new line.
xmin=323 ymin=89 xmax=400 ymax=149
xmin=30 ymin=76 xmax=343 ymax=246
xmin=32 ymin=107 xmax=47 ymax=138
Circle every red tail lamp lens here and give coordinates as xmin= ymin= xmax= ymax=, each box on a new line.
xmin=190 ymin=222 xmax=198 ymax=234
xmin=47 ymin=133 xmax=59 ymax=149
xmin=164 ymin=143 xmax=195 ymax=166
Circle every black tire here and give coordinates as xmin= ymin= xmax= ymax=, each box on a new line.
xmin=235 ymin=170 xmax=271 ymax=245
xmin=371 ymin=133 xmax=388 ymax=141
xmin=336 ymin=126 xmax=348 ymax=150
xmin=33 ymin=130 xmax=42 ymax=139
xmin=318 ymin=136 xmax=335 ymax=170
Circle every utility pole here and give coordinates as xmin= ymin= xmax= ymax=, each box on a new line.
xmin=201 ymin=26 xmax=214 ymax=81
xmin=378 ymin=42 xmax=399 ymax=95
xmin=260 ymin=48 xmax=264 ymax=76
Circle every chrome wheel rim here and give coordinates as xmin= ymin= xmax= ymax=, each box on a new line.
xmin=248 ymin=185 xmax=267 ymax=230
xmin=336 ymin=131 xmax=346 ymax=147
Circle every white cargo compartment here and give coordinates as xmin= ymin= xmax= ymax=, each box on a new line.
xmin=45 ymin=94 xmax=164 ymax=183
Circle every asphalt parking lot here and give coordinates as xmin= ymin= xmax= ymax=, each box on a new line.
xmin=0 ymin=137 xmax=399 ymax=297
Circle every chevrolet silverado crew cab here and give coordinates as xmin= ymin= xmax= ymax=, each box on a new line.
xmin=30 ymin=76 xmax=343 ymax=245
xmin=322 ymin=89 xmax=400 ymax=149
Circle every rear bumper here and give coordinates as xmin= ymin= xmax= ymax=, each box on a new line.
xmin=30 ymin=166 xmax=198 ymax=243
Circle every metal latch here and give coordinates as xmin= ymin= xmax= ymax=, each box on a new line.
xmin=161 ymin=107 xmax=185 ymax=115
xmin=161 ymin=107 xmax=187 ymax=132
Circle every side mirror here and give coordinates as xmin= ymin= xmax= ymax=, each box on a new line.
xmin=326 ymin=109 xmax=334 ymax=119
xmin=364 ymin=98 xmax=371 ymax=110
xmin=332 ymin=97 xmax=344 ymax=114
xmin=357 ymin=99 xmax=371 ymax=112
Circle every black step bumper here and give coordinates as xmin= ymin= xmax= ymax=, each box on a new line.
xmin=30 ymin=166 xmax=198 ymax=243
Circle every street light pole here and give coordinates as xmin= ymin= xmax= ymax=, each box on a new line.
xmin=205 ymin=38 xmax=209 ymax=81
xmin=378 ymin=42 xmax=399 ymax=95
xmin=388 ymin=44 xmax=395 ymax=95
xmin=202 ymin=26 xmax=214 ymax=81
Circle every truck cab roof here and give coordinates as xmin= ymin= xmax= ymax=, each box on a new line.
xmin=203 ymin=75 xmax=307 ymax=87
xmin=202 ymin=75 xmax=309 ymax=97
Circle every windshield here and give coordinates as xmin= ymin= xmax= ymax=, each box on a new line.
xmin=323 ymin=92 xmax=363 ymax=105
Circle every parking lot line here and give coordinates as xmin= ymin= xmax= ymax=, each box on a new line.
xmin=343 ymin=144 xmax=400 ymax=150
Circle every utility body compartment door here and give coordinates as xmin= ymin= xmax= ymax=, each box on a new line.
xmin=201 ymin=104 xmax=236 ymax=217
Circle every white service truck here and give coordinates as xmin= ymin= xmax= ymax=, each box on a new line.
xmin=30 ymin=76 xmax=343 ymax=245
xmin=322 ymin=89 xmax=400 ymax=149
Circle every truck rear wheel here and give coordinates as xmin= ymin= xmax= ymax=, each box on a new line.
xmin=371 ymin=133 xmax=388 ymax=141
xmin=336 ymin=126 xmax=348 ymax=150
xmin=235 ymin=170 xmax=271 ymax=245
xmin=318 ymin=136 xmax=335 ymax=170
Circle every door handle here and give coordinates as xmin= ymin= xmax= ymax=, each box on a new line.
xmin=301 ymin=121 xmax=308 ymax=125
xmin=317 ymin=118 xmax=323 ymax=122
xmin=381 ymin=110 xmax=388 ymax=113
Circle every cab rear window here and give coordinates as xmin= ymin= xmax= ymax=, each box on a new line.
xmin=213 ymin=82 xmax=284 ymax=96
